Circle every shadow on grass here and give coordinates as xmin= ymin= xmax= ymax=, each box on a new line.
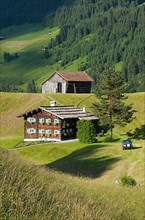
xmin=44 ymin=144 xmax=120 ymax=178
xmin=132 ymin=146 xmax=143 ymax=150
xmin=127 ymin=125 xmax=145 ymax=140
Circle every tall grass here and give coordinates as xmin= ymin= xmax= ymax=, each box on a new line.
xmin=0 ymin=148 xmax=144 ymax=220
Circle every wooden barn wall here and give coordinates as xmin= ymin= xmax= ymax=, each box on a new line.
xmin=66 ymin=82 xmax=92 ymax=93
xmin=42 ymin=73 xmax=66 ymax=93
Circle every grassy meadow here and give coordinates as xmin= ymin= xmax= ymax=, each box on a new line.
xmin=0 ymin=92 xmax=145 ymax=219
xmin=1 ymin=147 xmax=144 ymax=220
xmin=0 ymin=24 xmax=90 ymax=92
xmin=0 ymin=24 xmax=60 ymax=89
xmin=0 ymin=24 xmax=124 ymax=92
xmin=0 ymin=92 xmax=144 ymax=147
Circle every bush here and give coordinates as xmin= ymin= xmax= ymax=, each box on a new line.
xmin=77 ymin=120 xmax=96 ymax=143
xmin=118 ymin=174 xmax=137 ymax=187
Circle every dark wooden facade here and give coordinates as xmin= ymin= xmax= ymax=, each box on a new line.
xmin=24 ymin=110 xmax=61 ymax=141
xmin=24 ymin=110 xmax=78 ymax=141
xmin=18 ymin=105 xmax=98 ymax=142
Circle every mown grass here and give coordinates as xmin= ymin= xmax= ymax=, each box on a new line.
xmin=0 ymin=147 xmax=144 ymax=220
xmin=15 ymin=140 xmax=144 ymax=185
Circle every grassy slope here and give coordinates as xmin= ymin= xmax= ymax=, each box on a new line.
xmin=0 ymin=24 xmax=91 ymax=91
xmin=0 ymin=24 xmax=60 ymax=88
xmin=0 ymin=92 xmax=144 ymax=187
xmin=1 ymin=147 xmax=144 ymax=220
xmin=0 ymin=92 xmax=144 ymax=143
xmin=0 ymin=92 xmax=96 ymax=143
xmin=0 ymin=23 xmax=122 ymax=92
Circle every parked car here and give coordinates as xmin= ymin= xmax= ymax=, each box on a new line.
xmin=122 ymin=140 xmax=133 ymax=150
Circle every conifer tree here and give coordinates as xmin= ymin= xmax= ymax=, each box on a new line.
xmin=92 ymin=67 xmax=134 ymax=139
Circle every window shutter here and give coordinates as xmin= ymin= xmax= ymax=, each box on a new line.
xmin=46 ymin=130 xmax=51 ymax=135
xmin=27 ymin=128 xmax=36 ymax=134
xmin=54 ymin=119 xmax=59 ymax=125
xmin=39 ymin=118 xmax=45 ymax=124
xmin=32 ymin=129 xmax=36 ymax=133
xmin=46 ymin=118 xmax=51 ymax=124
xmin=39 ymin=129 xmax=44 ymax=134
xmin=54 ymin=130 xmax=60 ymax=135
xmin=32 ymin=118 xmax=36 ymax=123
xmin=27 ymin=117 xmax=36 ymax=123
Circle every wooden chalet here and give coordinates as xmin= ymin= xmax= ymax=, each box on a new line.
xmin=17 ymin=102 xmax=98 ymax=142
xmin=42 ymin=71 xmax=94 ymax=94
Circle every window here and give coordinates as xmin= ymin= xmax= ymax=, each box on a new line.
xmin=39 ymin=118 xmax=45 ymax=124
xmin=54 ymin=130 xmax=60 ymax=136
xmin=39 ymin=129 xmax=45 ymax=134
xmin=46 ymin=118 xmax=51 ymax=124
xmin=27 ymin=117 xmax=36 ymax=123
xmin=46 ymin=130 xmax=51 ymax=135
xmin=54 ymin=119 xmax=59 ymax=125
xmin=27 ymin=128 xmax=36 ymax=134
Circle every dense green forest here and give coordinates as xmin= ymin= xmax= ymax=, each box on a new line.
xmin=0 ymin=0 xmax=73 ymax=28
xmin=47 ymin=0 xmax=145 ymax=92
xmin=0 ymin=0 xmax=145 ymax=92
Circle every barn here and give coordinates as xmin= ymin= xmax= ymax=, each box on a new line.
xmin=41 ymin=71 xmax=94 ymax=94
xmin=17 ymin=101 xmax=98 ymax=142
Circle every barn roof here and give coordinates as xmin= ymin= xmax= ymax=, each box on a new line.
xmin=17 ymin=106 xmax=98 ymax=121
xmin=41 ymin=71 xmax=94 ymax=85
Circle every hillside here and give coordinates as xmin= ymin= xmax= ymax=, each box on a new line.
xmin=0 ymin=0 xmax=74 ymax=28
xmin=0 ymin=0 xmax=145 ymax=92
xmin=0 ymin=24 xmax=60 ymax=92
xmin=1 ymin=147 xmax=144 ymax=220
xmin=0 ymin=92 xmax=144 ymax=148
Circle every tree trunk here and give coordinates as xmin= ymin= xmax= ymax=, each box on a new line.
xmin=110 ymin=126 xmax=113 ymax=139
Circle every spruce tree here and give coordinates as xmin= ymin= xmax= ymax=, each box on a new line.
xmin=92 ymin=67 xmax=134 ymax=139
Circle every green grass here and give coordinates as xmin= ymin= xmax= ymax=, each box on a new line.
xmin=0 ymin=92 xmax=144 ymax=148
xmin=0 ymin=92 xmax=145 ymax=219
xmin=15 ymin=140 xmax=144 ymax=185
xmin=0 ymin=92 xmax=96 ymax=145
xmin=0 ymin=24 xmax=98 ymax=92
xmin=0 ymin=24 xmax=91 ymax=92
xmin=1 ymin=147 xmax=144 ymax=220
xmin=0 ymin=24 xmax=60 ymax=88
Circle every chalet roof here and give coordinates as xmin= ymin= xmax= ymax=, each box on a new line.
xmin=42 ymin=71 xmax=94 ymax=85
xmin=17 ymin=106 xmax=98 ymax=121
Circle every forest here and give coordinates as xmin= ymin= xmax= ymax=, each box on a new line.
xmin=47 ymin=0 xmax=145 ymax=92
xmin=0 ymin=0 xmax=145 ymax=92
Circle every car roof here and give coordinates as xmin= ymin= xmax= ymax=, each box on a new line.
xmin=122 ymin=140 xmax=132 ymax=143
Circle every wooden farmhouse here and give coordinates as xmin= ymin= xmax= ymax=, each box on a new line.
xmin=17 ymin=101 xmax=98 ymax=142
xmin=41 ymin=71 xmax=94 ymax=94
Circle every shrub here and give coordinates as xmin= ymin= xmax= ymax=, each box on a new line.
xmin=77 ymin=120 xmax=96 ymax=143
xmin=118 ymin=174 xmax=137 ymax=187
